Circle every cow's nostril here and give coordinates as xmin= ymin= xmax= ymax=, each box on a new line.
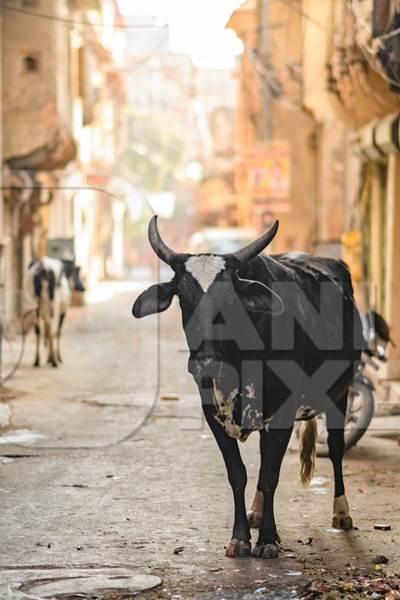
xmin=196 ymin=352 xmax=222 ymax=364
xmin=201 ymin=376 xmax=213 ymax=388
xmin=196 ymin=353 xmax=211 ymax=364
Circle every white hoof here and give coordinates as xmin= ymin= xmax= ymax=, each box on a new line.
xmin=332 ymin=495 xmax=353 ymax=530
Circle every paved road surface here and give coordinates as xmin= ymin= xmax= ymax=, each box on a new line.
xmin=0 ymin=281 xmax=399 ymax=599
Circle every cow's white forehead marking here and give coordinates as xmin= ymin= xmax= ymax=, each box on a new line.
xmin=185 ymin=255 xmax=226 ymax=292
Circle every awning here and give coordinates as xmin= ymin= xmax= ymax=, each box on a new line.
xmin=2 ymin=165 xmax=35 ymax=203
xmin=68 ymin=0 xmax=101 ymax=11
xmin=4 ymin=129 xmax=76 ymax=171
xmin=353 ymin=112 xmax=400 ymax=160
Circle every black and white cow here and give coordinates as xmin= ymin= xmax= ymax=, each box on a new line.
xmin=133 ymin=216 xmax=363 ymax=559
xmin=25 ymin=256 xmax=85 ymax=367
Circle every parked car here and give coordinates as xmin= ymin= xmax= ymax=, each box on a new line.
xmin=188 ymin=227 xmax=258 ymax=255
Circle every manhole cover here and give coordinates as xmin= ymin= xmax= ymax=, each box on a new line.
xmin=2 ymin=568 xmax=161 ymax=599
xmin=0 ymin=428 xmax=44 ymax=445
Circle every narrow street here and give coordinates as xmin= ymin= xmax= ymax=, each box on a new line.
xmin=2 ymin=0 xmax=400 ymax=598
xmin=0 ymin=283 xmax=399 ymax=599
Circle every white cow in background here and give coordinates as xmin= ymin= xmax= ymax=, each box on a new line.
xmin=24 ymin=257 xmax=85 ymax=367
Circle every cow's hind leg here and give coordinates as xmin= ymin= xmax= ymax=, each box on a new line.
xmin=203 ymin=404 xmax=251 ymax=558
xmin=326 ymin=393 xmax=353 ymax=530
xmin=248 ymin=486 xmax=263 ymax=529
xmin=253 ymin=426 xmax=292 ymax=559
xmin=33 ymin=312 xmax=41 ymax=368
xmin=56 ymin=312 xmax=65 ymax=363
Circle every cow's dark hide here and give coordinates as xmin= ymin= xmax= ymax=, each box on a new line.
xmin=133 ymin=217 xmax=363 ymax=559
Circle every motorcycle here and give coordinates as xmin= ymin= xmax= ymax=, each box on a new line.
xmin=314 ymin=310 xmax=393 ymax=456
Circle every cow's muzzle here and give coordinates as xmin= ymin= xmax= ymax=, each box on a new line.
xmin=188 ymin=352 xmax=223 ymax=379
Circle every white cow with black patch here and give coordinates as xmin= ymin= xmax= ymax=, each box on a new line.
xmin=25 ymin=256 xmax=85 ymax=367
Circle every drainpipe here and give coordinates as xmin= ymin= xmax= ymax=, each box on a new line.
xmin=258 ymin=0 xmax=271 ymax=141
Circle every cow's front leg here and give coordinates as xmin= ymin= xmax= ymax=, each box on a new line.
xmin=203 ymin=404 xmax=251 ymax=558
xmin=253 ymin=426 xmax=292 ymax=559
xmin=44 ymin=318 xmax=57 ymax=368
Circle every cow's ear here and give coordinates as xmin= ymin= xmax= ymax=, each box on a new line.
xmin=233 ymin=277 xmax=283 ymax=314
xmin=132 ymin=281 xmax=176 ymax=318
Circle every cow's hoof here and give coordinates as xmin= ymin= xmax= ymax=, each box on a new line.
xmin=225 ymin=539 xmax=251 ymax=558
xmin=247 ymin=510 xmax=263 ymax=529
xmin=332 ymin=515 xmax=353 ymax=530
xmin=252 ymin=542 xmax=279 ymax=559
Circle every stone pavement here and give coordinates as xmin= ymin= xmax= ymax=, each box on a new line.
xmin=0 ymin=282 xmax=399 ymax=599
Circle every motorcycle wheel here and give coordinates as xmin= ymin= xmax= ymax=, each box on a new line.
xmin=315 ymin=380 xmax=375 ymax=457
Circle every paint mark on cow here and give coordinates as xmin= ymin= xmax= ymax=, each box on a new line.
xmin=212 ymin=382 xmax=270 ymax=442
xmin=212 ymin=384 xmax=244 ymax=440
xmin=245 ymin=382 xmax=256 ymax=399
xmin=185 ymin=255 xmax=225 ymax=292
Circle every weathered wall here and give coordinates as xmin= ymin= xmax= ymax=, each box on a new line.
xmin=0 ymin=6 xmax=3 ymax=238
xmin=0 ymin=6 xmax=5 ymax=315
xmin=2 ymin=0 xmax=71 ymax=159
xmin=267 ymin=0 xmax=317 ymax=252
xmin=302 ymin=0 xmax=352 ymax=246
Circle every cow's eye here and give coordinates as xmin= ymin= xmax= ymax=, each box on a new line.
xmin=179 ymin=294 xmax=194 ymax=310
xmin=178 ymin=294 xmax=187 ymax=306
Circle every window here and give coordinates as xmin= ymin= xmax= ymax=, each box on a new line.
xmin=23 ymin=53 xmax=40 ymax=73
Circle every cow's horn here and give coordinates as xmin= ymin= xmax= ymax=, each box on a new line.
xmin=148 ymin=215 xmax=176 ymax=265
xmin=231 ymin=220 xmax=279 ymax=263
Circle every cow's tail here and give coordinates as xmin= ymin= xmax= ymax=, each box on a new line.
xmin=299 ymin=418 xmax=317 ymax=487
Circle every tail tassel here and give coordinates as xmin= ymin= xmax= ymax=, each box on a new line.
xmin=299 ymin=418 xmax=317 ymax=487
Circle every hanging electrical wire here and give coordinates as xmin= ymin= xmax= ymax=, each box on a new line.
xmin=274 ymin=0 xmax=326 ymax=31
xmin=0 ymin=2 xmax=166 ymax=29
xmin=245 ymin=45 xmax=325 ymax=117
xmin=346 ymin=0 xmax=400 ymax=90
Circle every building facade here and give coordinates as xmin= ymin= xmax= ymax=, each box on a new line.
xmin=1 ymin=0 xmax=127 ymax=329
xmin=229 ymin=0 xmax=400 ymax=409
xmin=325 ymin=0 xmax=400 ymax=407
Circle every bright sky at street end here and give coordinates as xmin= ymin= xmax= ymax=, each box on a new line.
xmin=117 ymin=0 xmax=245 ymax=69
